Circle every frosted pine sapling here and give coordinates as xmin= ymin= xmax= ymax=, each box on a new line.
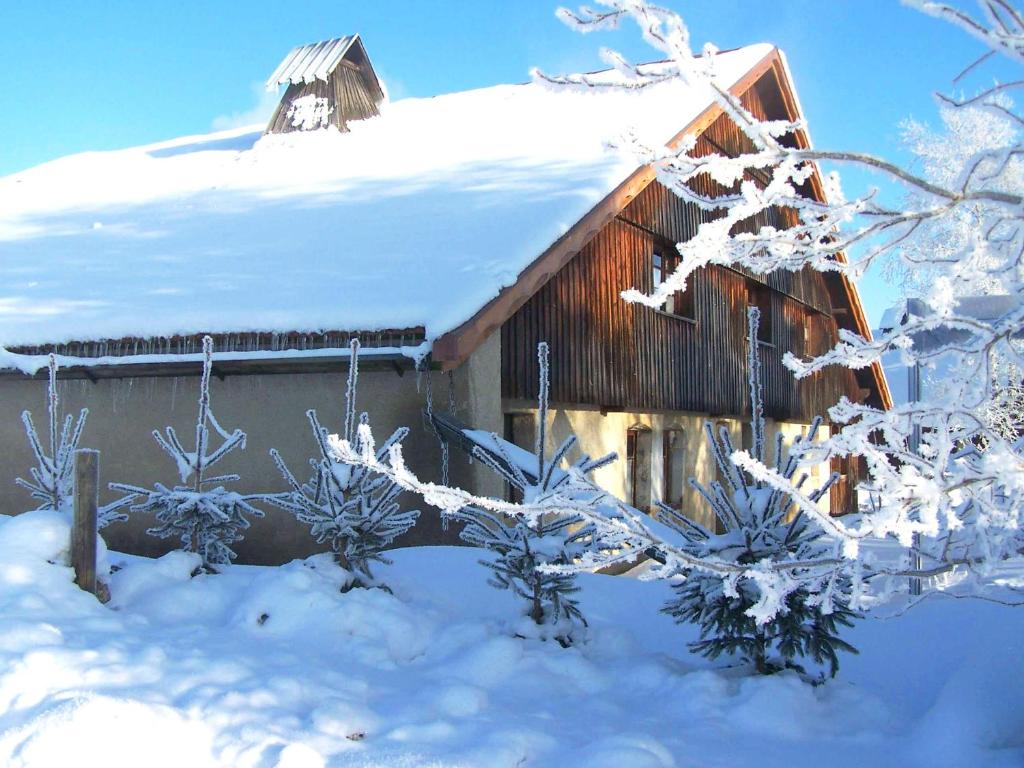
xmin=660 ymin=308 xmax=858 ymax=678
xmin=452 ymin=342 xmax=616 ymax=645
xmin=266 ymin=339 xmax=419 ymax=591
xmin=17 ymin=354 xmax=129 ymax=528
xmin=110 ymin=336 xmax=266 ymax=569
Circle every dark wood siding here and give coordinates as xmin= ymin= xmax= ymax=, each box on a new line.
xmin=267 ymin=43 xmax=381 ymax=135
xmin=501 ymin=77 xmax=861 ymax=422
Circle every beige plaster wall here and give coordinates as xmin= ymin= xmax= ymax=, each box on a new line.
xmin=498 ymin=401 xmax=830 ymax=530
xmin=459 ymin=331 xmax=504 ymax=500
xmin=0 ymin=336 xmax=503 ymax=564
xmin=770 ymin=419 xmax=832 ymax=515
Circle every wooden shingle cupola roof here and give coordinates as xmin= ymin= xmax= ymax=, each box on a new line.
xmin=264 ymin=34 xmax=384 ymax=134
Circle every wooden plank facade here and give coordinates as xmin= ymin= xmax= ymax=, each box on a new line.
xmin=266 ymin=37 xmax=383 ymax=135
xmin=501 ymin=72 xmax=862 ymax=426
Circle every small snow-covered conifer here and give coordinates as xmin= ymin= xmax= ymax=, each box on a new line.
xmin=660 ymin=308 xmax=859 ymax=677
xmin=17 ymin=354 xmax=129 ymax=528
xmin=110 ymin=336 xmax=265 ymax=569
xmin=452 ymin=342 xmax=615 ymax=645
xmin=266 ymin=339 xmax=419 ymax=590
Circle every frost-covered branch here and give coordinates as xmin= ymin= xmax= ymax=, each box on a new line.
xmin=543 ymin=0 xmax=1024 ymax=595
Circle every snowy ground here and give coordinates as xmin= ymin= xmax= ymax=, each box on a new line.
xmin=0 ymin=509 xmax=1021 ymax=768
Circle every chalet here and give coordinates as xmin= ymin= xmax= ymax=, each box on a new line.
xmin=0 ymin=37 xmax=890 ymax=562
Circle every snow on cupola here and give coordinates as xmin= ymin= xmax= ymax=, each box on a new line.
xmin=264 ymin=34 xmax=384 ymax=134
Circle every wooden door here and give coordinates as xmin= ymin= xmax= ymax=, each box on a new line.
xmin=627 ymin=426 xmax=653 ymax=512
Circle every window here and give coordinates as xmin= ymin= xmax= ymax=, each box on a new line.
xmin=803 ymin=310 xmax=830 ymax=357
xmin=662 ymin=428 xmax=686 ymax=509
xmin=746 ymin=280 xmax=772 ymax=343
xmin=652 ymin=248 xmax=695 ymax=320
xmin=626 ymin=426 xmax=653 ymax=512
xmin=741 ymin=421 xmax=754 ymax=453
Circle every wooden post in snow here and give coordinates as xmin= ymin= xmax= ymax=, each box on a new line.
xmin=72 ymin=449 xmax=99 ymax=596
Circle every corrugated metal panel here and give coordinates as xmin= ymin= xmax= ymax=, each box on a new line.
xmin=265 ymin=35 xmax=357 ymax=89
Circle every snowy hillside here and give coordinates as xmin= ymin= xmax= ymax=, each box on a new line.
xmin=0 ymin=508 xmax=1020 ymax=768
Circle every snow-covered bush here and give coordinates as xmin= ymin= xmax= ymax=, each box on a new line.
xmin=453 ymin=343 xmax=614 ymax=645
xmin=110 ymin=336 xmax=266 ymax=570
xmin=17 ymin=354 xmax=129 ymax=528
xmin=660 ymin=308 xmax=859 ymax=678
xmin=266 ymin=339 xmax=419 ymax=591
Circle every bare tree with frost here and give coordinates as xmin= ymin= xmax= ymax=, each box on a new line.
xmin=534 ymin=0 xmax=1024 ymax=597
xmin=110 ymin=336 xmax=266 ymax=570
xmin=17 ymin=354 xmax=129 ymax=528
xmin=660 ymin=308 xmax=859 ymax=678
xmin=265 ymin=339 xmax=419 ymax=591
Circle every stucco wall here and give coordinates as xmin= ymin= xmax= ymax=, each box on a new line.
xmin=0 ymin=336 xmax=503 ymax=564
xmin=496 ymin=401 xmax=830 ymax=530
xmin=0 ymin=326 xmax=832 ymax=562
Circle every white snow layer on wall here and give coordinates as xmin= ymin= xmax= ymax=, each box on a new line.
xmin=0 ymin=45 xmax=772 ymax=349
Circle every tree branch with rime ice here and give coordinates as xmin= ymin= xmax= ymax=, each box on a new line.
xmin=534 ymin=0 xmax=1024 ymax=599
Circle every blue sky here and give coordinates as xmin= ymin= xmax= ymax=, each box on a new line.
xmin=0 ymin=1 xmax=1004 ymax=325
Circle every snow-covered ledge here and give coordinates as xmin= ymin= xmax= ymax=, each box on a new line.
xmin=0 ymin=342 xmax=432 ymax=379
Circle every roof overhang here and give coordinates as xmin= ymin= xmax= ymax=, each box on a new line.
xmin=265 ymin=34 xmax=385 ymax=104
xmin=0 ymin=348 xmax=425 ymax=382
xmin=0 ymin=330 xmax=429 ymax=380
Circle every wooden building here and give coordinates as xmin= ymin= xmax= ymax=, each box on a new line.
xmin=265 ymin=35 xmax=384 ymax=134
xmin=0 ymin=38 xmax=889 ymax=561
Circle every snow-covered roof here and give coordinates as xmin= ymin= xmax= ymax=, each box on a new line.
xmin=265 ymin=35 xmax=360 ymax=89
xmin=0 ymin=44 xmax=773 ymax=352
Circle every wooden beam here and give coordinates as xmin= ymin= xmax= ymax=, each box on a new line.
xmin=72 ymin=450 xmax=99 ymax=598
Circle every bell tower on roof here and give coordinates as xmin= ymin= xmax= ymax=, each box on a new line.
xmin=264 ymin=35 xmax=385 ymax=134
